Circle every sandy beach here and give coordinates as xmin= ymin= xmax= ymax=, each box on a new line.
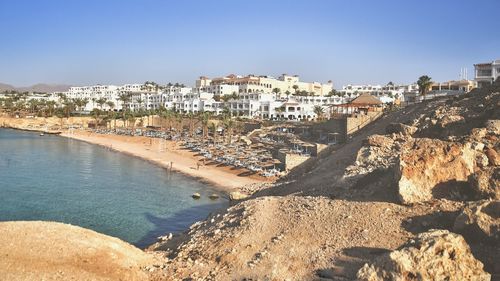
xmin=60 ymin=130 xmax=267 ymax=191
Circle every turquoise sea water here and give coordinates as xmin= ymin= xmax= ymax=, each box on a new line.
xmin=0 ymin=128 xmax=227 ymax=248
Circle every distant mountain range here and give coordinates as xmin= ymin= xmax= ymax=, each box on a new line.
xmin=0 ymin=83 xmax=72 ymax=93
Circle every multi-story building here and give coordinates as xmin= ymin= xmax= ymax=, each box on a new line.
xmin=340 ymin=83 xmax=418 ymax=103
xmin=474 ymin=59 xmax=500 ymax=88
xmin=171 ymin=92 xmax=223 ymax=115
xmin=225 ymin=92 xmax=278 ymax=118
xmin=196 ymin=74 xmax=333 ymax=96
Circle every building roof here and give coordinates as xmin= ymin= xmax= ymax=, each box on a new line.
xmin=350 ymin=93 xmax=382 ymax=105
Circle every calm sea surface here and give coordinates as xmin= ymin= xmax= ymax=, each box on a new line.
xmin=0 ymin=128 xmax=227 ymax=248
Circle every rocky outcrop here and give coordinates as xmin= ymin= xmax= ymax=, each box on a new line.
xmin=469 ymin=167 xmax=500 ymax=200
xmin=364 ymin=134 xmax=395 ymax=147
xmin=484 ymin=148 xmax=499 ymax=166
xmin=385 ymin=123 xmax=418 ymax=136
xmin=439 ymin=114 xmax=465 ymax=127
xmin=356 ymin=229 xmax=491 ymax=281
xmin=0 ymin=221 xmax=156 ymax=281
xmin=229 ymin=191 xmax=249 ymax=201
xmin=485 ymin=120 xmax=500 ymax=135
xmin=395 ymin=138 xmax=475 ymax=205
xmin=454 ymin=200 xmax=500 ymax=243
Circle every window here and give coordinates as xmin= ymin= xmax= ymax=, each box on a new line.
xmin=477 ymin=69 xmax=492 ymax=76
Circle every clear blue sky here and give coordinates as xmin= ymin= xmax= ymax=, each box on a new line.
xmin=1 ymin=0 xmax=499 ymax=88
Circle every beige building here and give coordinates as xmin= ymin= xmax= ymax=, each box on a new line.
xmin=430 ymin=80 xmax=476 ymax=92
xmin=196 ymin=74 xmax=333 ymax=96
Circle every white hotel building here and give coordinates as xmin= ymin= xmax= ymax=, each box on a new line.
xmin=340 ymin=84 xmax=418 ymax=103
xmin=196 ymin=74 xmax=334 ymax=96
xmin=474 ymin=59 xmax=500 ymax=88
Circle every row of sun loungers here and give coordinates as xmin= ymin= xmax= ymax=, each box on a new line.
xmin=183 ymin=140 xmax=282 ymax=177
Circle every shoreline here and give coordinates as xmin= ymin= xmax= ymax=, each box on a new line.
xmin=0 ymin=116 xmax=270 ymax=193
xmin=59 ymin=130 xmax=266 ymax=193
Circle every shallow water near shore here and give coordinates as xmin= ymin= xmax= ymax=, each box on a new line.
xmin=0 ymin=128 xmax=228 ymax=248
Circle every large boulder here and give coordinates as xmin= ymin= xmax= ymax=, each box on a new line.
xmin=469 ymin=167 xmax=500 ymax=200
xmin=453 ymin=200 xmax=500 ymax=243
xmin=386 ymin=123 xmax=418 ymax=136
xmin=363 ymin=134 xmax=395 ymax=148
xmin=229 ymin=191 xmax=249 ymax=201
xmin=356 ymin=230 xmax=491 ymax=281
xmin=395 ymin=138 xmax=475 ymax=205
xmin=484 ymin=148 xmax=499 ymax=166
xmin=439 ymin=114 xmax=465 ymax=127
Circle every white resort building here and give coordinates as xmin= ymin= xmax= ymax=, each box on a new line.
xmin=474 ymin=59 xmax=500 ymax=88
xmin=196 ymin=74 xmax=333 ymax=96
xmin=340 ymin=83 xmax=418 ymax=103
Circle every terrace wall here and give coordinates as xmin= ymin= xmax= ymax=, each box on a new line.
xmin=277 ymin=151 xmax=311 ymax=171
xmin=310 ymin=119 xmax=347 ymax=143
xmin=346 ymin=111 xmax=382 ymax=135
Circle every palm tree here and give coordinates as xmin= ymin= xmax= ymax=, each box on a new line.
xmin=292 ymin=85 xmax=299 ymax=94
xmin=106 ymin=101 xmax=116 ymax=128
xmin=118 ymin=93 xmax=131 ymax=125
xmin=222 ymin=95 xmax=231 ymax=102
xmin=118 ymin=93 xmax=131 ymax=111
xmin=163 ymin=109 xmax=174 ymax=131
xmin=62 ymin=99 xmax=75 ymax=118
xmin=209 ymin=122 xmax=217 ymax=144
xmin=200 ymin=111 xmax=212 ymax=139
xmin=106 ymin=100 xmax=115 ymax=112
xmin=45 ymin=100 xmax=57 ymax=117
xmin=313 ymin=105 xmax=325 ymax=121
xmin=175 ymin=111 xmax=183 ymax=132
xmin=81 ymin=98 xmax=89 ymax=111
xmin=187 ymin=112 xmax=196 ymax=137
xmin=417 ymin=75 xmax=433 ymax=100
xmin=91 ymin=108 xmax=101 ymax=128
xmin=221 ymin=107 xmax=231 ymax=118
xmin=274 ymin=106 xmax=285 ymax=121
xmin=128 ymin=113 xmax=137 ymax=132
xmin=27 ymin=99 xmax=39 ymax=114
xmin=223 ymin=116 xmax=235 ymax=144
xmin=272 ymin=88 xmax=281 ymax=98
xmin=96 ymin=98 xmax=107 ymax=110
xmin=136 ymin=97 xmax=144 ymax=110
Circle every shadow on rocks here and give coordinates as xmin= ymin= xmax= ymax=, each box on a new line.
xmin=314 ymin=247 xmax=390 ymax=281
xmin=431 ymin=180 xmax=476 ymax=202
xmin=402 ymin=209 xmax=460 ymax=235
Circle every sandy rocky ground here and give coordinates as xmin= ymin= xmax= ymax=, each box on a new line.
xmin=147 ymin=84 xmax=499 ymax=280
xmin=1 ymin=84 xmax=499 ymax=280
xmin=0 ymin=221 xmax=156 ymax=281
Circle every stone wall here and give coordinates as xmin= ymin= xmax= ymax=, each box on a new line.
xmin=277 ymin=150 xmax=311 ymax=171
xmin=346 ymin=111 xmax=383 ymax=135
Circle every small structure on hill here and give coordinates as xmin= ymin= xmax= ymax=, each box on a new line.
xmin=329 ymin=93 xmax=383 ymax=116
